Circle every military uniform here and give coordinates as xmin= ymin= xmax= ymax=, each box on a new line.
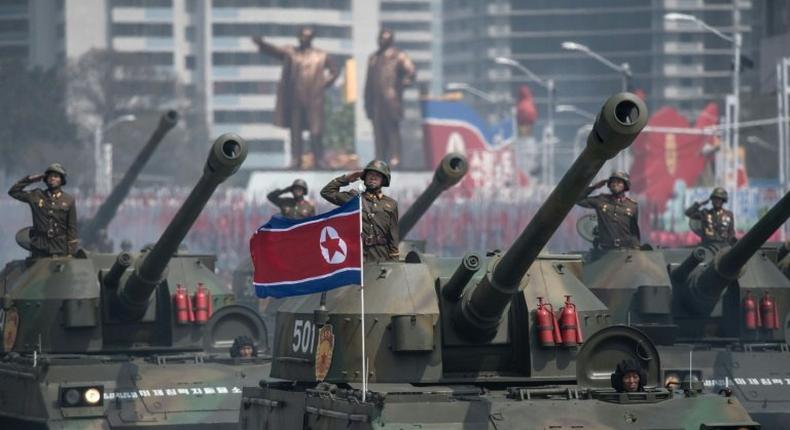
xmin=685 ymin=188 xmax=735 ymax=245
xmin=577 ymin=187 xmax=641 ymax=250
xmin=321 ymin=171 xmax=399 ymax=262
xmin=9 ymin=172 xmax=78 ymax=257
xmin=267 ymin=189 xmax=315 ymax=219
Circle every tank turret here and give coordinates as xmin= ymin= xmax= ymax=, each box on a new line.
xmin=111 ymin=134 xmax=246 ymax=320
xmin=0 ymin=134 xmax=274 ymax=429
xmin=81 ymin=110 xmax=179 ymax=248
xmin=675 ymin=190 xmax=790 ymax=315
xmin=453 ymin=93 xmax=647 ymax=339
xmin=398 ymin=152 xmax=468 ymax=239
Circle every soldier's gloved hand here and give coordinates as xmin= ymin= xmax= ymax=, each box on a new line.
xmin=346 ymin=171 xmax=363 ymax=182
xmin=594 ymin=179 xmax=607 ymax=189
xmin=29 ymin=173 xmax=46 ymax=181
xmin=700 ymin=198 xmax=710 ymax=206
xmin=252 ymin=36 xmax=264 ymax=46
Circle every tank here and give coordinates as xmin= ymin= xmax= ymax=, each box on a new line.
xmin=80 ymin=110 xmax=180 ymax=250
xmin=232 ymin=152 xmax=469 ymax=333
xmin=580 ymin=186 xmax=790 ymax=427
xmin=0 ymin=134 xmax=273 ymax=429
xmin=239 ymin=93 xmax=758 ymax=429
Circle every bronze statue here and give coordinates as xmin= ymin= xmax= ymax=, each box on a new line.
xmin=364 ymin=29 xmax=416 ymax=169
xmin=253 ymin=27 xmax=340 ymax=169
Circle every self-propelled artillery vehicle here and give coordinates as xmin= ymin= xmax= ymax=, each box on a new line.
xmin=239 ymin=93 xmax=758 ymax=430
xmin=0 ymin=134 xmax=271 ymax=429
xmin=580 ymin=187 xmax=790 ymax=427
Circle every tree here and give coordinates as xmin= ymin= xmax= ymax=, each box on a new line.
xmin=0 ymin=60 xmax=81 ymax=179
xmin=67 ymin=49 xmax=209 ymax=186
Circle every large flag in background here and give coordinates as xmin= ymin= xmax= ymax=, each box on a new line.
xmin=250 ymin=197 xmax=362 ymax=298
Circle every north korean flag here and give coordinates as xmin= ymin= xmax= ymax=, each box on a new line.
xmin=250 ymin=196 xmax=362 ymax=298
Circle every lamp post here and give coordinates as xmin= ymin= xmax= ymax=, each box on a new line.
xmin=493 ymin=56 xmax=557 ymax=185
xmin=94 ymin=114 xmax=136 ymax=194
xmin=561 ymin=41 xmax=633 ymax=173
xmin=560 ymin=41 xmax=632 ymax=92
xmin=556 ymin=104 xmax=596 ymax=121
xmin=445 ymin=82 xmax=498 ymax=104
xmin=664 ymin=11 xmax=741 ymax=210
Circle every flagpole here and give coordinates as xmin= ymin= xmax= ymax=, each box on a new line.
xmin=358 ymin=195 xmax=367 ymax=402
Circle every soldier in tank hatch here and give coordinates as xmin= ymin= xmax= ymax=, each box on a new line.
xmin=321 ymin=160 xmax=399 ymax=262
xmin=9 ymin=163 xmax=79 ymax=257
xmin=576 ymin=171 xmax=641 ymax=250
xmin=685 ymin=187 xmax=735 ymax=246
xmin=267 ymin=178 xmax=316 ymax=219
xmin=611 ymin=359 xmax=647 ymax=393
xmin=230 ymin=336 xmax=257 ymax=358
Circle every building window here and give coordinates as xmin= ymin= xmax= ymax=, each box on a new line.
xmin=214 ymin=110 xmax=273 ymax=123
xmin=212 ymin=23 xmax=350 ymax=39
xmin=112 ymin=23 xmax=173 ymax=37
xmin=212 ymin=0 xmax=350 ymax=10
xmin=116 ymin=51 xmax=174 ymax=66
xmin=185 ymin=25 xmax=196 ymax=42
xmin=380 ymin=2 xmax=431 ymax=12
xmin=111 ymin=0 xmax=173 ymax=7
xmin=212 ymin=52 xmax=278 ymax=66
xmin=213 ymin=80 xmax=278 ymax=94
xmin=185 ymin=55 xmax=196 ymax=69
xmin=383 ymin=22 xmax=431 ymax=32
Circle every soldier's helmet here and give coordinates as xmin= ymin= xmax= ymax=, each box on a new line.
xmin=710 ymin=187 xmax=728 ymax=202
xmin=291 ymin=179 xmax=308 ymax=193
xmin=230 ymin=335 xmax=258 ymax=357
xmin=362 ymin=159 xmax=391 ymax=187
xmin=45 ymin=163 xmax=67 ymax=186
xmin=608 ymin=170 xmax=630 ymax=191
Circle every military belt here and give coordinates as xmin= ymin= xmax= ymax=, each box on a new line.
xmin=364 ymin=237 xmax=388 ymax=246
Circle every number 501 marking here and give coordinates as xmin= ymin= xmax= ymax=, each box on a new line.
xmin=292 ymin=320 xmax=316 ymax=354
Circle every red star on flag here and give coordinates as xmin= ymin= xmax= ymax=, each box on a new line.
xmin=321 ymin=235 xmax=345 ymax=261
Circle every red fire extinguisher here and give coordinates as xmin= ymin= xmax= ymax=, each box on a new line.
xmin=193 ymin=283 xmax=212 ymax=324
xmin=535 ymin=297 xmax=557 ymax=347
xmin=559 ymin=295 xmax=583 ymax=347
xmin=760 ymin=292 xmax=780 ymax=330
xmin=173 ymin=284 xmax=193 ymax=325
xmin=742 ymin=290 xmax=760 ymax=330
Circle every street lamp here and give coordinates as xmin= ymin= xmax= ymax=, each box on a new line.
xmin=664 ymin=11 xmax=741 ymax=207
xmin=445 ymin=82 xmax=498 ymax=104
xmin=556 ymin=104 xmax=596 ymax=121
xmin=493 ymin=56 xmax=557 ymax=185
xmin=94 ymin=114 xmax=136 ymax=194
xmin=560 ymin=41 xmax=632 ymax=92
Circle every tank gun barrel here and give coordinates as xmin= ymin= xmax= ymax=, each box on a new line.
xmin=398 ymin=152 xmax=468 ymax=239
xmin=683 ymin=190 xmax=790 ymax=313
xmin=82 ymin=111 xmax=179 ymax=246
xmin=455 ymin=93 xmax=648 ymax=339
xmin=115 ymin=134 xmax=247 ymax=320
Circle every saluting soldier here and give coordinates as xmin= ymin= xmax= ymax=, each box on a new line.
xmin=685 ymin=187 xmax=735 ymax=245
xmin=576 ymin=171 xmax=641 ymax=250
xmin=267 ymin=179 xmax=316 ymax=219
xmin=8 ymin=163 xmax=79 ymax=257
xmin=321 ymin=160 xmax=399 ymax=261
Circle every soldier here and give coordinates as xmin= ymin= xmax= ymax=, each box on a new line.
xmin=321 ymin=160 xmax=399 ymax=261
xmin=364 ymin=28 xmax=416 ymax=168
xmin=611 ymin=359 xmax=646 ymax=393
xmin=253 ymin=27 xmax=340 ymax=169
xmin=8 ymin=163 xmax=79 ymax=257
xmin=267 ymin=179 xmax=316 ymax=219
xmin=120 ymin=239 xmax=133 ymax=253
xmin=576 ymin=171 xmax=641 ymax=250
xmin=685 ymin=187 xmax=735 ymax=245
